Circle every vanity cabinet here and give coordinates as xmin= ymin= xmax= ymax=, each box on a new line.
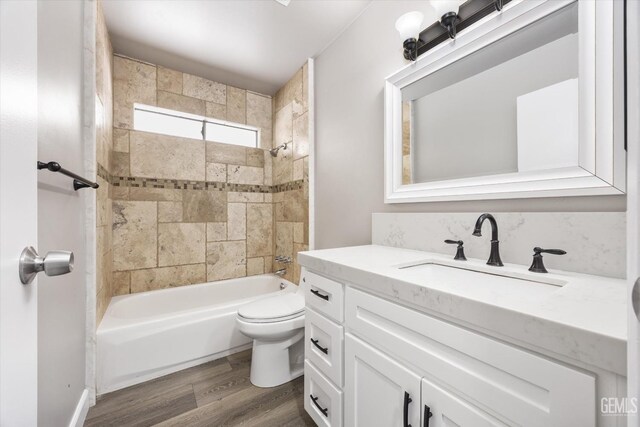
xmin=303 ymin=268 xmax=346 ymax=427
xmin=303 ymin=267 xmax=605 ymax=427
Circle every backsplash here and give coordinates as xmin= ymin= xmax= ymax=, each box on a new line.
xmin=372 ymin=212 xmax=626 ymax=278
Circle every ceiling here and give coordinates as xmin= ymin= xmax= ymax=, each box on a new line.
xmin=102 ymin=0 xmax=371 ymax=95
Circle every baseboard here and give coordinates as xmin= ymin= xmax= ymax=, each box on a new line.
xmin=68 ymin=389 xmax=89 ymax=427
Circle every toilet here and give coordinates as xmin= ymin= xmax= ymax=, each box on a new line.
xmin=236 ymin=284 xmax=305 ymax=387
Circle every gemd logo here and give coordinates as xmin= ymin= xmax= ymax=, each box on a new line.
xmin=601 ymin=398 xmax=639 ymax=416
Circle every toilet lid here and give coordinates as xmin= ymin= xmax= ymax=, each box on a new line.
xmin=238 ymin=292 xmax=305 ymax=322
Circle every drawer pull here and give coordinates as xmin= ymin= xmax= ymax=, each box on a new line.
xmin=423 ymin=405 xmax=433 ymax=427
xmin=310 ymin=394 xmax=328 ymax=417
xmin=310 ymin=288 xmax=329 ymax=301
xmin=310 ymin=338 xmax=329 ymax=354
xmin=404 ymin=391 xmax=412 ymax=427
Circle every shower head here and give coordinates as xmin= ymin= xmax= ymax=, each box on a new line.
xmin=269 ymin=142 xmax=288 ymax=157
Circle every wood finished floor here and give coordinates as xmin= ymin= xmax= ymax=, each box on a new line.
xmin=85 ymin=350 xmax=315 ymax=427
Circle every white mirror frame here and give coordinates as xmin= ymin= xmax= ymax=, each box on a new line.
xmin=384 ymin=0 xmax=626 ymax=203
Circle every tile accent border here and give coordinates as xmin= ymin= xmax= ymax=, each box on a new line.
xmin=100 ymin=167 xmax=305 ymax=194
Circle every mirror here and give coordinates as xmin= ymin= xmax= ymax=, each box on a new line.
xmin=402 ymin=3 xmax=578 ymax=185
xmin=385 ymin=0 xmax=625 ymax=203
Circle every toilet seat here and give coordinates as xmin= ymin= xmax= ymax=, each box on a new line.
xmin=238 ymin=292 xmax=305 ymax=323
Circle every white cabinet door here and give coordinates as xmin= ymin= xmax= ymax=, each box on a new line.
xmin=421 ymin=377 xmax=508 ymax=427
xmin=345 ymin=333 xmax=421 ymax=427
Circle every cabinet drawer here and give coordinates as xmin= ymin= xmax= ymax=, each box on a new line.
xmin=346 ymin=287 xmax=596 ymax=427
xmin=305 ymin=360 xmax=342 ymax=427
xmin=303 ymin=270 xmax=344 ymax=323
xmin=305 ymin=308 xmax=344 ymax=387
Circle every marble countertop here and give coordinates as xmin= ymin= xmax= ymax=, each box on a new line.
xmin=298 ymin=245 xmax=627 ymax=375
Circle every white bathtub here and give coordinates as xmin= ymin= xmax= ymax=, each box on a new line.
xmin=97 ymin=274 xmax=295 ymax=394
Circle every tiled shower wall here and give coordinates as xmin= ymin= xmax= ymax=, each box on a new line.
xmin=104 ymin=54 xmax=276 ymax=297
xmin=95 ymin=2 xmax=113 ymax=322
xmin=273 ymin=62 xmax=310 ymax=285
xmin=95 ymin=52 xmax=310 ymax=307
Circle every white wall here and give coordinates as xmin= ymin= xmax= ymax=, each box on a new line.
xmin=37 ymin=1 xmax=87 ymax=425
xmin=313 ymin=0 xmax=625 ymax=250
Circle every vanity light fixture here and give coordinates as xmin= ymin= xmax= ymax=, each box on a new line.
xmin=431 ymin=0 xmax=461 ymax=39
xmin=403 ymin=0 xmax=510 ymax=61
xmin=395 ymin=11 xmax=424 ymax=61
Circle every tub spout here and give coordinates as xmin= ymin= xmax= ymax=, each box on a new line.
xmin=275 ymin=268 xmax=287 ymax=277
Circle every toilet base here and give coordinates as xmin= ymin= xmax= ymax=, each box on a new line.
xmin=249 ymin=329 xmax=305 ymax=388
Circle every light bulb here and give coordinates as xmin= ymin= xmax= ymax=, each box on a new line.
xmin=395 ymin=11 xmax=424 ymax=41
xmin=430 ymin=0 xmax=460 ymax=20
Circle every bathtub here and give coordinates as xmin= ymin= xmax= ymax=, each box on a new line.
xmin=97 ymin=274 xmax=295 ymax=394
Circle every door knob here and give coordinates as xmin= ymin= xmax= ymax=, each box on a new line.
xmin=19 ymin=246 xmax=74 ymax=285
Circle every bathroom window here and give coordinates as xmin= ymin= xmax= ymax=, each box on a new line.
xmin=133 ymin=104 xmax=259 ymax=148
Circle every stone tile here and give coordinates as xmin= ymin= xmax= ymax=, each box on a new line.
xmin=247 ymin=148 xmax=265 ymax=167
xmin=130 ymin=264 xmax=206 ymax=293
xmin=130 ymin=131 xmax=205 ymax=180
xmin=302 ymin=61 xmax=308 ymax=112
xmin=113 ymin=271 xmax=131 ymax=295
xmin=227 ymin=203 xmax=246 ymax=240
xmin=96 ymin=225 xmax=110 ymax=295
xmin=247 ymin=204 xmax=273 ymax=257
xmin=112 ymin=201 xmax=157 ymax=271
xmin=206 ymin=163 xmax=227 ymax=182
xmin=293 ymin=158 xmax=303 ymax=181
xmin=274 ymin=86 xmax=285 ymax=113
xmin=274 ymin=103 xmax=293 ymax=146
xmin=206 ymin=141 xmax=246 ymax=165
xmin=183 ymin=190 xmax=226 ymax=222
xmin=206 ymin=102 xmax=226 ymax=121
xmin=227 ymin=165 xmax=264 ymax=185
xmin=293 ymin=222 xmax=304 ymax=244
xmin=183 ymin=74 xmax=226 ymax=104
xmin=97 ymin=176 xmax=109 ymax=227
xmin=303 ymin=156 xmax=309 ymax=180
xmin=264 ymin=193 xmax=273 ymax=203
xmin=113 ymin=128 xmax=130 ymax=152
xmin=276 ymin=222 xmax=293 ymax=258
xmin=247 ymin=258 xmax=264 ymax=276
xmin=289 ymin=68 xmax=305 ymax=118
xmin=207 ymin=241 xmax=246 ymax=281
xmin=226 ymin=86 xmax=246 ymax=124
xmin=227 ymin=192 xmax=263 ymax=203
xmin=293 ymin=243 xmax=308 ymax=285
xmin=129 ymin=187 xmax=182 ymax=202
xmin=273 ymin=149 xmax=293 ymax=185
xmin=264 ymin=152 xmax=273 ymax=186
xmin=207 ymin=222 xmax=227 ymax=242
xmin=290 ymin=189 xmax=308 ymax=222
xmin=246 ymin=93 xmax=272 ymax=125
xmin=113 ymin=56 xmax=156 ymax=130
xmin=158 ymin=223 xmax=206 ymax=266
xmin=293 ymin=112 xmax=308 ymax=159
xmin=157 ymin=67 xmax=182 ymax=94
xmin=112 ymin=151 xmax=130 ymax=177
xmin=158 ymin=201 xmax=183 ymax=222
xmin=157 ymin=90 xmax=205 ymax=116
xmin=111 ymin=186 xmax=129 ymax=200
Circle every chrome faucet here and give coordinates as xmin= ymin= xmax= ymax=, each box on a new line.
xmin=472 ymin=213 xmax=503 ymax=267
xmin=275 ymin=268 xmax=287 ymax=276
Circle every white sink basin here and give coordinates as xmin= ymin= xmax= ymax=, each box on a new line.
xmin=396 ymin=261 xmax=566 ymax=298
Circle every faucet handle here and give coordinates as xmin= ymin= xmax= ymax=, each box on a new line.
xmin=529 ymin=247 xmax=566 ymax=273
xmin=444 ymin=239 xmax=467 ymax=261
xmin=533 ymin=247 xmax=567 ymax=256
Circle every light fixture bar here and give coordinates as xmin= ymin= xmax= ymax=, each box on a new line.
xmin=417 ymin=0 xmax=510 ymax=57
